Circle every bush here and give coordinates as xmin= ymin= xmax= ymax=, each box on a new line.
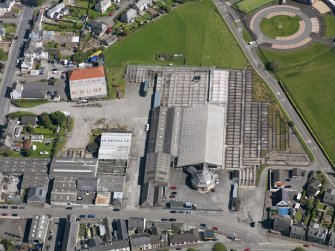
xmin=22 ymin=149 xmax=33 ymax=157
xmin=213 ymin=243 xmax=227 ymax=251
xmin=291 ymin=247 xmax=305 ymax=251
xmin=26 ymin=124 xmax=35 ymax=133
xmin=86 ymin=142 xmax=99 ymax=153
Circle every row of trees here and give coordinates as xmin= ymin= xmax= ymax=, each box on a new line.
xmin=38 ymin=111 xmax=67 ymax=129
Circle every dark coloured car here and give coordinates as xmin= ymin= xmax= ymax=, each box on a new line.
xmin=171 ymin=192 xmax=177 ymax=195
xmin=169 ymin=218 xmax=176 ymax=222
xmin=11 ymin=206 xmax=18 ymax=209
xmin=250 ymin=222 xmax=255 ymax=228
xmin=284 ymin=185 xmax=292 ymax=188
xmin=65 ymin=207 xmax=73 ymax=210
xmin=169 ymin=195 xmax=176 ymax=199
xmin=87 ymin=214 xmax=96 ymax=218
xmin=79 ymin=215 xmax=86 ymax=218
xmin=12 ymin=213 xmax=18 ymax=216
xmin=170 ymin=210 xmax=177 ymax=213
xmin=113 ymin=208 xmax=120 ymax=211
xmin=18 ymin=206 xmax=25 ymax=209
xmin=161 ymin=218 xmax=169 ymax=221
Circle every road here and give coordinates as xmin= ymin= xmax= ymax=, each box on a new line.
xmin=0 ymin=5 xmax=34 ymax=124
xmin=214 ymin=0 xmax=335 ymax=185
xmin=0 ymin=206 xmax=323 ymax=251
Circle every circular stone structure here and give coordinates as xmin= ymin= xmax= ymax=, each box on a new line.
xmin=191 ymin=169 xmax=218 ymax=193
xmin=250 ymin=5 xmax=317 ymax=49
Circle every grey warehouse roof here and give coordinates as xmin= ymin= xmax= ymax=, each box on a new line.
xmin=177 ymin=104 xmax=225 ymax=167
xmin=50 ymin=158 xmax=98 ymax=178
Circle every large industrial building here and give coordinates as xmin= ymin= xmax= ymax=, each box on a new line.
xmin=98 ymin=132 xmax=132 ymax=160
xmin=126 ymin=65 xmax=270 ymax=195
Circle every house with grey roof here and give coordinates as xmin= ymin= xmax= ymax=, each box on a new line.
xmin=27 ymin=187 xmax=47 ymax=207
xmin=0 ymin=0 xmax=14 ymax=13
xmin=169 ymin=229 xmax=199 ymax=246
xmin=102 ymin=35 xmax=118 ymax=47
xmin=306 ymin=177 xmax=322 ymax=197
xmin=130 ymin=234 xmax=152 ymax=250
xmin=95 ymin=0 xmax=111 ymax=13
xmin=128 ymin=217 xmax=146 ymax=235
xmin=87 ymin=21 xmax=107 ymax=38
xmin=307 ymin=224 xmax=328 ymax=244
xmin=20 ymin=116 xmax=37 ymax=127
xmin=89 ymin=240 xmax=130 ymax=251
xmin=132 ymin=0 xmax=152 ymax=14
xmin=272 ymin=188 xmax=290 ymax=207
xmin=273 ymin=215 xmax=292 ymax=236
xmin=323 ymin=188 xmax=335 ymax=207
xmin=120 ymin=9 xmax=137 ymax=23
xmin=47 ymin=2 xmax=66 ymax=19
xmin=290 ymin=224 xmax=307 ymax=240
xmin=10 ymin=82 xmax=23 ymax=100
xmin=140 ymin=182 xmax=163 ymax=208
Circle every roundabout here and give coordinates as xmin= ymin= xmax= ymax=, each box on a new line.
xmin=250 ymin=5 xmax=320 ymax=49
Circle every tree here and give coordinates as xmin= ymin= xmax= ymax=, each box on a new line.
xmin=186 ymin=248 xmax=198 ymax=251
xmin=22 ymin=149 xmax=33 ymax=157
xmin=0 ymin=239 xmax=14 ymax=251
xmin=213 ymin=242 xmax=227 ymax=251
xmin=86 ymin=142 xmax=99 ymax=153
xmin=38 ymin=112 xmax=53 ymax=128
xmin=291 ymin=247 xmax=305 ymax=251
xmin=50 ymin=111 xmax=66 ymax=126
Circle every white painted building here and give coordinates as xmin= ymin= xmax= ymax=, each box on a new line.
xmin=47 ymin=2 xmax=66 ymax=19
xmin=0 ymin=0 xmax=15 ymax=14
xmin=95 ymin=0 xmax=112 ymax=13
xmin=98 ymin=132 xmax=132 ymax=160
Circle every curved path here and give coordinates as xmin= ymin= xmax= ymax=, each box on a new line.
xmin=250 ymin=5 xmax=314 ymax=48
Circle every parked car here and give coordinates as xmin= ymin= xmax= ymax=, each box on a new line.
xmin=170 ymin=210 xmax=177 ymax=214
xmin=200 ymin=223 xmax=208 ymax=228
xmin=79 ymin=215 xmax=86 ymax=218
xmin=284 ymin=185 xmax=292 ymax=188
xmin=250 ymin=222 xmax=255 ymax=228
xmin=178 ymin=211 xmax=184 ymax=214
xmin=303 ymin=244 xmax=310 ymax=247
xmin=212 ymin=227 xmax=218 ymax=231
xmin=171 ymin=192 xmax=177 ymax=195
xmin=11 ymin=206 xmax=18 ymax=209
xmin=108 ymin=12 xmax=113 ymax=16
xmin=161 ymin=218 xmax=169 ymax=221
xmin=244 ymin=248 xmax=251 ymax=251
xmin=87 ymin=214 xmax=96 ymax=218
xmin=169 ymin=195 xmax=176 ymax=199
xmin=1 ymin=213 xmax=8 ymax=216
xmin=169 ymin=218 xmax=176 ymax=222
xmin=12 ymin=213 xmax=18 ymax=216
xmin=113 ymin=208 xmax=120 ymax=211
xmin=65 ymin=207 xmax=73 ymax=210
xmin=170 ymin=186 xmax=177 ymax=190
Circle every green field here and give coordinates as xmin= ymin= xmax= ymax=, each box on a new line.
xmin=322 ymin=14 xmax=335 ymax=38
xmin=258 ymin=43 xmax=335 ymax=165
xmin=105 ymin=0 xmax=247 ymax=97
xmin=236 ymin=0 xmax=272 ymax=14
xmin=260 ymin=15 xmax=301 ymax=38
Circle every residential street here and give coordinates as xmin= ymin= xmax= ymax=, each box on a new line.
xmin=0 ymin=5 xmax=34 ymax=124
xmin=0 ymin=206 xmax=325 ymax=251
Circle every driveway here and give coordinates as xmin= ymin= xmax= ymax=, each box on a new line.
xmin=9 ymin=82 xmax=152 ymax=154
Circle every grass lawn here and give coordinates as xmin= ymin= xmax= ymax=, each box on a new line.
xmin=295 ymin=210 xmax=302 ymax=222
xmin=12 ymin=99 xmax=48 ymax=108
xmin=4 ymin=23 xmax=17 ymax=34
xmin=0 ymin=48 xmax=7 ymax=61
xmin=105 ymin=0 xmax=247 ymax=97
xmin=43 ymin=22 xmax=83 ymax=32
xmin=236 ymin=0 xmax=272 ymax=14
xmin=243 ymin=28 xmax=254 ymax=43
xmin=258 ymin=43 xmax=335 ymax=165
xmin=70 ymin=0 xmax=108 ymax=20
xmin=260 ymin=15 xmax=301 ymax=39
xmin=322 ymin=14 xmax=335 ymax=38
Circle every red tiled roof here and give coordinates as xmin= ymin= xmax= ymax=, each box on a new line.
xmin=69 ymin=66 xmax=105 ymax=81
